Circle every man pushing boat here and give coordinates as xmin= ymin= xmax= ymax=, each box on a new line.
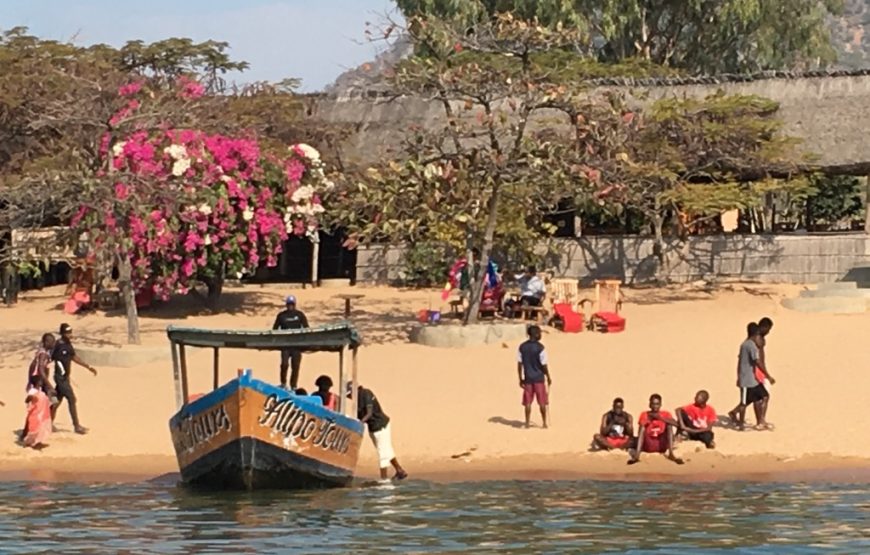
xmin=349 ymin=383 xmax=408 ymax=482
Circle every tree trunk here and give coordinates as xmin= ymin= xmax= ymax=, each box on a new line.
xmin=864 ymin=175 xmax=870 ymax=233
xmin=463 ymin=186 xmax=500 ymax=325
xmin=117 ymin=253 xmax=140 ymax=345
xmin=205 ymin=275 xmax=224 ymax=309
xmin=652 ymin=214 xmax=665 ymax=268
xmin=2 ymin=262 xmax=19 ymax=305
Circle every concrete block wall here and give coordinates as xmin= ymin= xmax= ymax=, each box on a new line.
xmin=355 ymin=233 xmax=870 ymax=285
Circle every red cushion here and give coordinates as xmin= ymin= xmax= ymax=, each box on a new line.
xmin=554 ymin=303 xmax=583 ymax=333
xmin=593 ymin=311 xmax=626 ymax=333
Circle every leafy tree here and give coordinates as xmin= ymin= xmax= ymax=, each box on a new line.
xmin=395 ymin=0 xmax=845 ymax=72
xmin=330 ymin=14 xmax=612 ymax=323
xmin=805 ymin=174 xmax=865 ymax=230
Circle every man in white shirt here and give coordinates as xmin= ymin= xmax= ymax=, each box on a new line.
xmin=516 ymin=266 xmax=546 ymax=307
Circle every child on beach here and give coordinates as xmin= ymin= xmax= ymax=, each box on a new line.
xmin=628 ymin=394 xmax=683 ymax=465
xmin=21 ymin=374 xmax=52 ymax=450
xmin=593 ymin=397 xmax=634 ymax=450
xmin=517 ymin=325 xmax=552 ymax=428
xmin=314 ymin=375 xmax=337 ymax=411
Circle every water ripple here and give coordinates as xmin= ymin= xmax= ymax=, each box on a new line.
xmin=0 ymin=480 xmax=868 ymax=553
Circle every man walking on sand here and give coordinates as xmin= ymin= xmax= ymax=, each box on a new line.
xmin=629 ymin=394 xmax=683 ymax=465
xmin=728 ymin=322 xmax=775 ymax=431
xmin=52 ymin=323 xmax=97 ymax=435
xmin=517 ymin=325 xmax=552 ymax=428
xmin=755 ymin=317 xmax=774 ymax=427
xmin=350 ymin=383 xmax=408 ymax=481
xmin=272 ymin=295 xmax=309 ymax=390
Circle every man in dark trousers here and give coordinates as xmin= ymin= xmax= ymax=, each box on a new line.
xmin=517 ymin=325 xmax=552 ymax=428
xmin=52 ymin=323 xmax=97 ymax=434
xmin=272 ymin=295 xmax=309 ymax=389
xmin=350 ymin=383 xmax=408 ymax=481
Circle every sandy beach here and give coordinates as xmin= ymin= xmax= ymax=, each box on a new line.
xmin=1 ymin=281 xmax=869 ymax=483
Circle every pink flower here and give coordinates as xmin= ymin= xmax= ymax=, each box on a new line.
xmin=118 ymin=82 xmax=143 ymax=97
xmin=114 ymin=183 xmax=129 ymax=200
xmin=285 ymin=159 xmax=305 ymax=184
xmin=178 ymin=76 xmax=206 ymax=99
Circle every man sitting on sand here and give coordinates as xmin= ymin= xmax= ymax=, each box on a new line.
xmin=728 ymin=322 xmax=776 ymax=431
xmin=628 ymin=394 xmax=683 ymax=465
xmin=517 ymin=325 xmax=552 ymax=428
xmin=676 ymin=390 xmax=717 ymax=449
xmin=593 ymin=397 xmax=634 ymax=450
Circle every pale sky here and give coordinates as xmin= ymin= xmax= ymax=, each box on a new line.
xmin=0 ymin=0 xmax=401 ymax=91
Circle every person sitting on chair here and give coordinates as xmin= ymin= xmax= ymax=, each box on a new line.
xmin=507 ymin=266 xmax=545 ymax=319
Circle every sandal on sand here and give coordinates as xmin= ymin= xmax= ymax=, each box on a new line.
xmin=755 ymin=423 xmax=775 ymax=431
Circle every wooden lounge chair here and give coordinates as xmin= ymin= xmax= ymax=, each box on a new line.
xmin=580 ymin=279 xmax=626 ymax=333
xmin=548 ymin=278 xmax=583 ymax=332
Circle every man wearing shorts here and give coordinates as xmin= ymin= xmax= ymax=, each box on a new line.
xmin=517 ymin=325 xmax=552 ymax=428
xmin=628 ymin=394 xmax=683 ymax=465
xmin=754 ymin=317 xmax=774 ymax=428
xmin=593 ymin=397 xmax=634 ymax=450
xmin=728 ymin=322 xmax=775 ymax=431
xmin=352 ymin=383 xmax=408 ymax=481
xmin=676 ymin=390 xmax=717 ymax=449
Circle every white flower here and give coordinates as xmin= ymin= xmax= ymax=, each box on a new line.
xmin=242 ymin=207 xmax=254 ymax=221
xmin=172 ymin=158 xmax=191 ymax=177
xmin=204 ymin=235 xmax=212 ymax=246
xmin=423 ymin=163 xmax=443 ymax=180
xmin=220 ymin=175 xmax=232 ymax=184
xmin=164 ymin=144 xmax=188 ymax=160
xmin=293 ymin=143 xmax=320 ymax=162
xmin=322 ymin=179 xmax=335 ymax=190
xmin=112 ymin=141 xmax=126 ymax=156
xmin=291 ymin=185 xmax=315 ymax=203
xmin=197 ymin=203 xmax=212 ymax=216
xmin=311 ymin=203 xmax=325 ymax=214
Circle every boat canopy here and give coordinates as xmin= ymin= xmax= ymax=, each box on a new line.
xmin=166 ymin=323 xmax=362 ymax=413
xmin=166 ymin=323 xmax=362 ymax=352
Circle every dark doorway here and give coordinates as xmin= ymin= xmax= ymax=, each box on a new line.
xmin=247 ymin=230 xmax=357 ymax=284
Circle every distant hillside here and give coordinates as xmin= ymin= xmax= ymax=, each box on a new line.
xmin=832 ymin=0 xmax=870 ymax=69
xmin=327 ymin=3 xmax=870 ymax=95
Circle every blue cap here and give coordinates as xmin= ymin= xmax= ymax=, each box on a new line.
xmin=285 ymin=295 xmax=297 ymax=305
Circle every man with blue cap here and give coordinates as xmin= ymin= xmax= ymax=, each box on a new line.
xmin=272 ymin=295 xmax=309 ymax=389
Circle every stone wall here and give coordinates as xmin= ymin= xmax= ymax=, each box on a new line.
xmin=355 ymin=233 xmax=870 ymax=285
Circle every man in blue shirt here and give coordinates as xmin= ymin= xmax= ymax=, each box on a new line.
xmin=516 ymin=325 xmax=552 ymax=428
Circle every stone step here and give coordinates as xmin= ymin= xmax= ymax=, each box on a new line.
xmin=815 ymin=282 xmax=858 ymax=291
xmin=781 ymin=296 xmax=868 ymax=314
xmin=843 ymin=266 xmax=870 ymax=285
xmin=799 ymin=288 xmax=870 ymax=299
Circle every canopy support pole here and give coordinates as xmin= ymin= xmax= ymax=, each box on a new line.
xmin=212 ymin=347 xmax=220 ymax=391
xmin=171 ymin=340 xmax=183 ymax=410
xmin=350 ymin=346 xmax=359 ymax=419
xmin=179 ymin=344 xmax=190 ymax=404
xmin=338 ymin=347 xmax=346 ymax=414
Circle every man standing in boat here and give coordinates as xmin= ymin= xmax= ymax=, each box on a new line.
xmin=350 ymin=383 xmax=408 ymax=481
xmin=272 ymin=295 xmax=309 ymax=390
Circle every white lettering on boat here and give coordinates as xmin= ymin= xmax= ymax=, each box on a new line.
xmin=258 ymin=395 xmax=351 ymax=454
xmin=173 ymin=404 xmax=232 ymax=452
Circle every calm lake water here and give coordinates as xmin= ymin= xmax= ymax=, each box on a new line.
xmin=0 ymin=479 xmax=868 ymax=554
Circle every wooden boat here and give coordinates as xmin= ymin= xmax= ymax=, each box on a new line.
xmin=166 ymin=323 xmax=364 ymax=490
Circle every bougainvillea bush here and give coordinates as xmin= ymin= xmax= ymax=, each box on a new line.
xmin=73 ymin=80 xmax=330 ymax=300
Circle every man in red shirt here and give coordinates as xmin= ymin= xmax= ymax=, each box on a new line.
xmin=628 ymin=394 xmax=683 ymax=465
xmin=676 ymin=390 xmax=717 ymax=449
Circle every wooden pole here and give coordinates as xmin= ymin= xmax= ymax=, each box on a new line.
xmin=864 ymin=175 xmax=870 ymax=233
xmin=338 ymin=347 xmax=345 ymax=415
xmin=179 ymin=344 xmax=190 ymax=404
xmin=311 ymin=236 xmax=320 ymax=287
xmin=170 ymin=340 xmax=183 ymax=410
xmin=212 ymin=347 xmax=220 ymax=391
xmin=351 ymin=347 xmax=359 ymax=419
